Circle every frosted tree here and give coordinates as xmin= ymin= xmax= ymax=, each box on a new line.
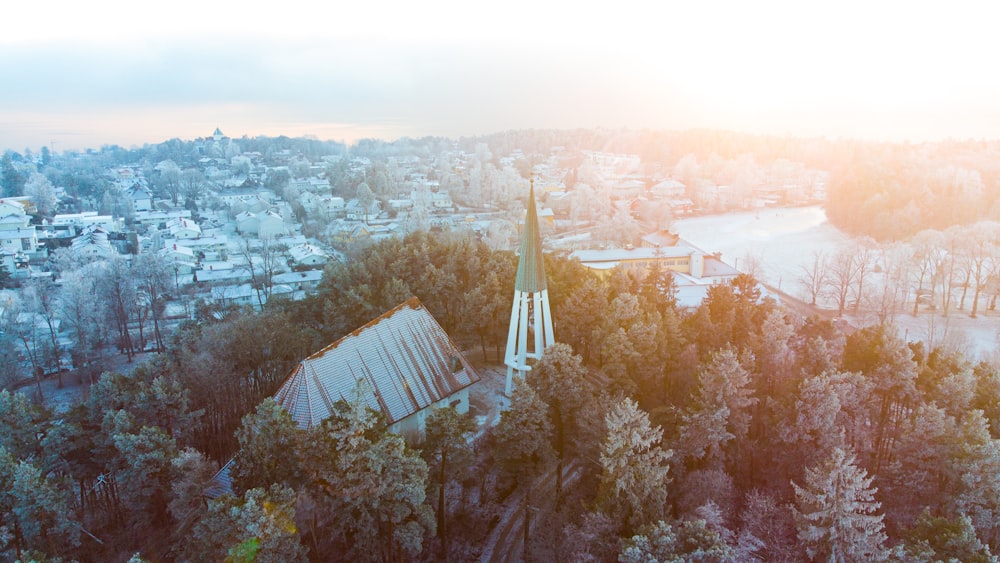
xmin=529 ymin=343 xmax=591 ymax=499
xmin=168 ymin=447 xmax=218 ymax=524
xmin=779 ymin=372 xmax=854 ymax=474
xmin=301 ymin=389 xmax=433 ymax=561
xmin=231 ymin=398 xmax=304 ymax=495
xmin=619 ymin=519 xmax=735 ymax=563
xmin=494 ymin=381 xmax=554 ymax=561
xmin=423 ymin=405 xmax=476 ymax=556
xmin=678 ymin=348 xmax=757 ymax=471
xmin=0 ymin=447 xmax=80 ymax=561
xmin=952 ymin=410 xmax=1000 ymax=547
xmin=899 ymin=508 xmax=997 ymax=563
xmin=738 ymin=489 xmax=801 ymax=563
xmin=792 ymin=447 xmax=887 ymax=562
xmin=186 ymin=484 xmax=307 ymax=563
xmin=24 ymin=172 xmax=57 ymax=218
xmin=598 ymin=397 xmax=672 ymax=533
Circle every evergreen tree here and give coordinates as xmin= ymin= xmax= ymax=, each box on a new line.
xmin=231 ymin=398 xmax=303 ymax=495
xmin=1 ymin=152 xmax=26 ymax=197
xmin=494 ymin=381 xmax=554 ymax=561
xmin=619 ymin=519 xmax=736 ymax=563
xmin=899 ymin=508 xmax=997 ymax=563
xmin=301 ymin=388 xmax=433 ymax=561
xmin=678 ymin=347 xmax=757 ymax=471
xmin=528 ymin=342 xmax=591 ymax=498
xmin=422 ymin=405 xmax=475 ymax=557
xmin=187 ymin=484 xmax=307 ymax=563
xmin=598 ymin=397 xmax=672 ymax=533
xmin=792 ymin=447 xmax=888 ymax=562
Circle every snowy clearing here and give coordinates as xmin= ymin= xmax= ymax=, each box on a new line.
xmin=674 ymin=206 xmax=1000 ymax=360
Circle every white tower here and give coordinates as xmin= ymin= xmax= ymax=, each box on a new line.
xmin=504 ymin=181 xmax=555 ymax=398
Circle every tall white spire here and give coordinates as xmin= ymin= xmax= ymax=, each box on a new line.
xmin=504 ymin=180 xmax=555 ymax=399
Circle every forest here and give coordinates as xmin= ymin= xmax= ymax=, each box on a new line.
xmin=2 ymin=231 xmax=999 ymax=562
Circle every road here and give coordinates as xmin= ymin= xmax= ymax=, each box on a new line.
xmin=480 ymin=461 xmax=583 ymax=563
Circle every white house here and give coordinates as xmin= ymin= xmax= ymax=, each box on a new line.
xmin=165 ymin=218 xmax=202 ymax=239
xmin=431 ymin=191 xmax=454 ymax=210
xmin=159 ymin=244 xmax=197 ymax=275
xmin=235 ymin=211 xmax=259 ymax=235
xmin=256 ymin=209 xmax=285 ymax=239
xmin=271 ymin=269 xmax=324 ymax=292
xmin=0 ymin=207 xmax=39 ymax=255
xmin=0 ymin=200 xmax=30 ymax=218
xmin=287 ymin=243 xmax=328 ymax=267
xmin=134 ymin=210 xmax=192 ymax=227
xmin=0 ymin=249 xmax=29 ymax=278
xmin=126 ymin=184 xmax=154 ymax=212
xmin=70 ymin=226 xmax=115 ymax=260
xmin=174 ymin=235 xmax=229 ymax=261
xmin=52 ymin=212 xmax=122 ymax=233
xmin=345 ymin=199 xmax=381 ymax=222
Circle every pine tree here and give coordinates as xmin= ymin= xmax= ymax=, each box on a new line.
xmin=423 ymin=406 xmax=476 ymax=557
xmin=529 ymin=342 xmax=590 ymax=498
xmin=231 ymin=398 xmax=304 ymax=495
xmin=598 ymin=397 xmax=672 ymax=533
xmin=301 ymin=388 xmax=433 ymax=561
xmin=494 ymin=381 xmax=554 ymax=561
xmin=187 ymin=484 xmax=307 ymax=563
xmin=678 ymin=347 xmax=757 ymax=470
xmin=792 ymin=447 xmax=887 ymax=562
xmin=619 ymin=518 xmax=736 ymax=563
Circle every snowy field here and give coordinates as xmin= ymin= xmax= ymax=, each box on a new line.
xmin=673 ymin=206 xmax=1000 ymax=361
xmin=673 ymin=205 xmax=850 ymax=295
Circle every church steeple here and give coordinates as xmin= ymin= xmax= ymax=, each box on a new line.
xmin=515 ymin=182 xmax=547 ymax=293
xmin=504 ymin=178 xmax=556 ymax=401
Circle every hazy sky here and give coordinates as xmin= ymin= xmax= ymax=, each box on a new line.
xmin=3 ymin=1 xmax=999 ymax=152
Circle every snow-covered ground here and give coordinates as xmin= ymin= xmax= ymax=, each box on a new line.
xmin=673 ymin=206 xmax=1000 ymax=361
xmin=673 ymin=205 xmax=850 ymax=295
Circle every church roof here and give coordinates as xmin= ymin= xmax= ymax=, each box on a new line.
xmin=273 ymin=297 xmax=480 ymax=429
xmin=514 ymin=181 xmax=547 ymax=292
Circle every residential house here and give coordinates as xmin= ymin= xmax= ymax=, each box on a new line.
xmin=256 ymin=210 xmax=285 ymax=239
xmin=70 ymin=226 xmax=115 ymax=260
xmin=174 ymin=235 xmax=229 ymax=261
xmin=430 ymin=191 xmax=453 ymax=210
xmin=126 ymin=184 xmax=154 ymax=212
xmin=0 ymin=249 xmax=29 ymax=279
xmin=159 ymin=244 xmax=197 ymax=275
xmin=215 ymin=186 xmax=261 ymax=207
xmin=287 ymin=243 xmax=328 ymax=267
xmin=235 ymin=211 xmax=259 ymax=235
xmin=345 ymin=199 xmax=381 ymax=222
xmin=0 ymin=205 xmax=41 ymax=259
xmin=0 ymin=200 xmax=30 ymax=218
xmin=194 ymin=263 xmax=252 ymax=285
xmin=210 ymin=283 xmax=258 ymax=307
xmin=271 ymin=270 xmax=323 ymax=292
xmin=134 ymin=210 xmax=192 ymax=228
xmin=650 ymin=179 xmax=686 ymax=199
xmin=51 ymin=212 xmax=122 ymax=233
xmin=330 ymin=221 xmax=370 ymax=245
xmin=165 ymin=218 xmax=202 ymax=239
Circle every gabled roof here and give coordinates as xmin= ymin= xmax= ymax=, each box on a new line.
xmin=515 ymin=181 xmax=547 ymax=293
xmin=274 ymin=297 xmax=480 ymax=429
